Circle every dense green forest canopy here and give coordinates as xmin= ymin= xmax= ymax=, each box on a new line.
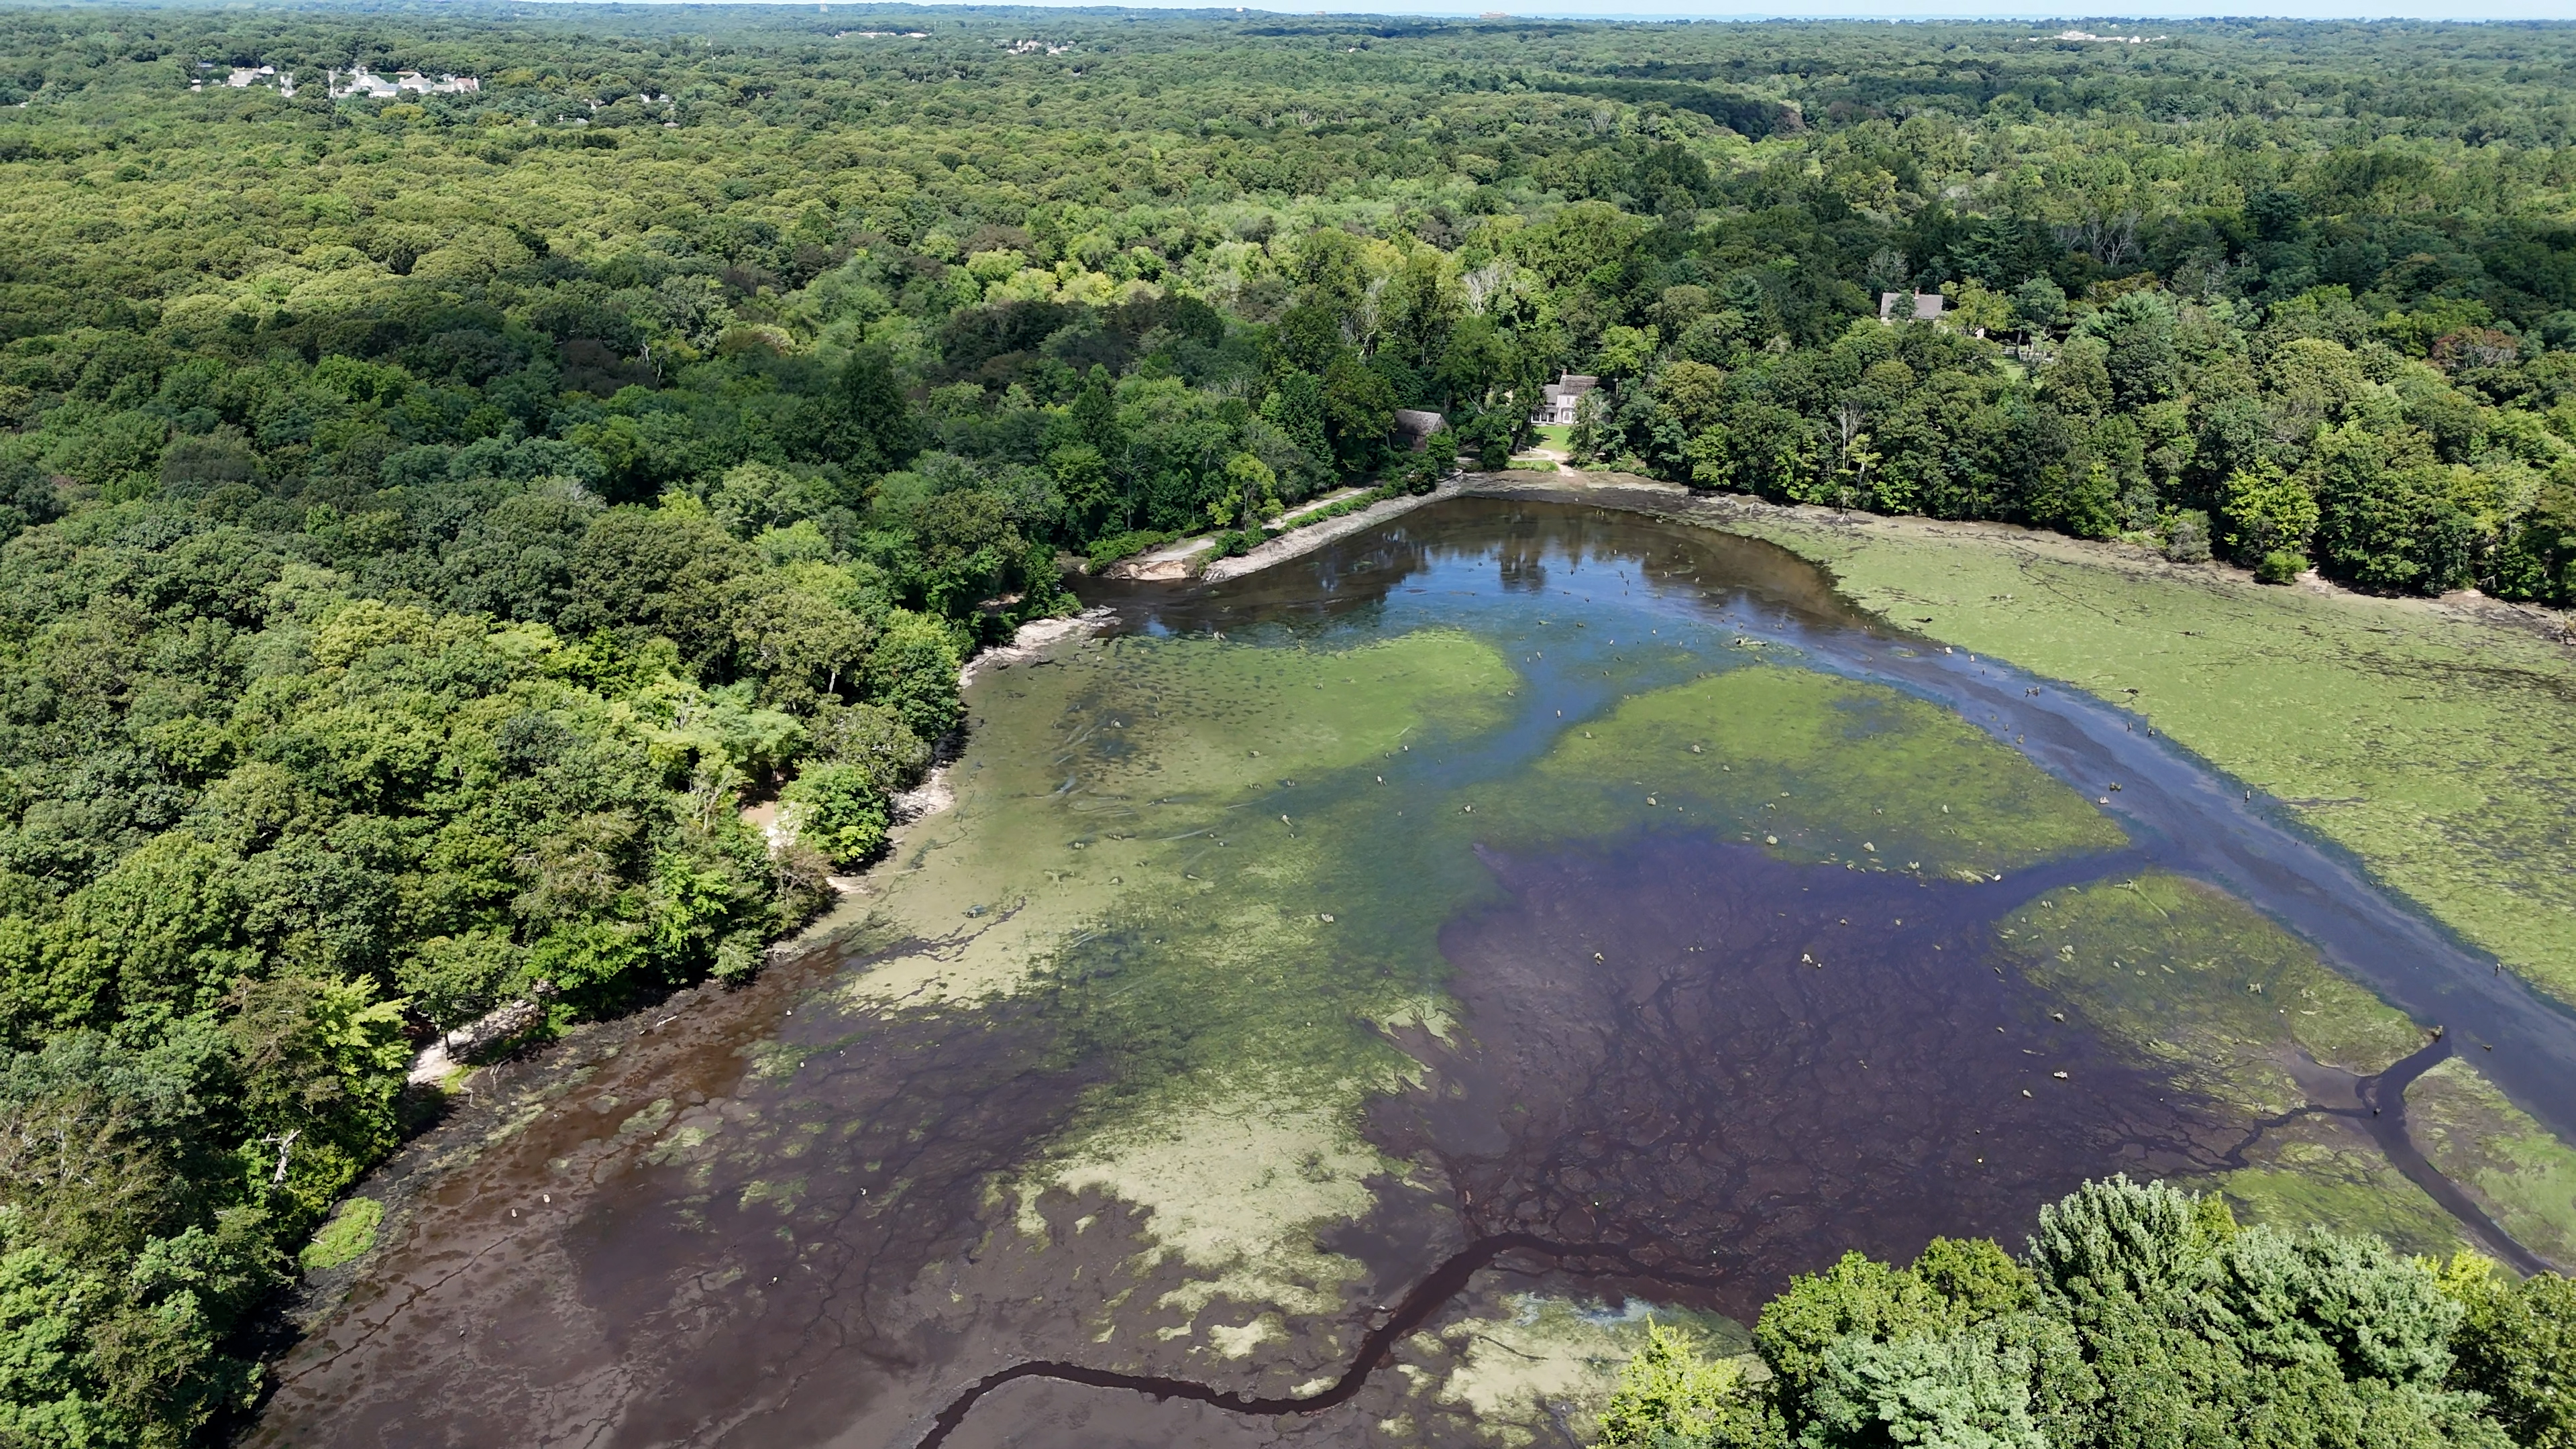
xmin=0 ymin=5 xmax=2571 ymax=1445
xmin=1602 ymin=1177 xmax=2576 ymax=1449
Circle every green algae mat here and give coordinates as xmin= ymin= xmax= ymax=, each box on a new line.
xmin=1721 ymin=501 xmax=2576 ymax=1012
xmin=251 ymin=500 xmax=2576 ymax=1449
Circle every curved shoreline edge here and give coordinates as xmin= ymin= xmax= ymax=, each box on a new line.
xmin=889 ymin=480 xmax=2571 ymax=1448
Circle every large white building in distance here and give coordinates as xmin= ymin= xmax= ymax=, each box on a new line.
xmin=330 ymin=67 xmax=482 ymax=99
xmin=191 ymin=63 xmax=480 ymax=98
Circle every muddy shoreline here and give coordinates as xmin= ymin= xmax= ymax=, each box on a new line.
xmin=1456 ymin=472 xmax=2573 ymax=649
xmin=248 ymin=496 xmax=2567 ymax=1449
xmin=1361 ymin=488 xmax=2576 ymax=1147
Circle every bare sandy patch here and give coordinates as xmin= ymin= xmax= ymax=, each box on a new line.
xmin=1014 ymin=1081 xmax=1394 ymax=1324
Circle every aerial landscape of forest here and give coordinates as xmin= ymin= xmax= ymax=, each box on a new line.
xmin=0 ymin=2 xmax=2574 ymax=1445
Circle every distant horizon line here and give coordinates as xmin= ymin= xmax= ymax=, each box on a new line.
xmin=490 ymin=0 xmax=2576 ymax=19
xmin=32 ymin=0 xmax=2576 ymax=21
xmin=488 ymin=1 xmax=2576 ymax=24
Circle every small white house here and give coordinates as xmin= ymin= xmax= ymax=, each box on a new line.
xmin=1878 ymin=291 xmax=1945 ymax=324
xmin=1530 ymin=372 xmax=1598 ymax=427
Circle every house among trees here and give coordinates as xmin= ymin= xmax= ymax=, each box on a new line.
xmin=1531 ymin=372 xmax=1598 ymax=427
xmin=1393 ymin=409 xmax=1446 ymax=451
xmin=191 ymin=63 xmax=296 ymax=93
xmin=328 ymin=65 xmax=482 ymax=99
xmin=1879 ymin=290 xmax=1947 ymax=323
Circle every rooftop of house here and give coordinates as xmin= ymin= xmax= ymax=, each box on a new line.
xmin=1392 ymin=408 xmax=1446 ymax=449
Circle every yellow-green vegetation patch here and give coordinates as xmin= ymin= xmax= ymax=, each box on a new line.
xmin=1413 ymin=1297 xmax=1746 ymax=1448
xmin=827 ymin=627 xmax=1525 ymax=1340
xmin=2218 ymin=1140 xmax=2468 ymax=1260
xmin=835 ymin=628 xmax=1515 ymax=1010
xmin=2405 ymin=1057 xmax=2576 ymax=1268
xmin=1994 ymin=871 xmax=2488 ymax=1251
xmin=1997 ymin=872 xmax=2425 ymax=1112
xmin=738 ymin=1176 xmax=807 ymax=1214
xmin=1731 ymin=509 xmax=2576 ymax=1006
xmin=616 ymin=1097 xmax=677 ymax=1138
xmin=1015 ymin=1085 xmax=1391 ymax=1322
xmin=1052 ymin=629 xmax=1519 ymax=804
xmin=1205 ymin=1314 xmax=1287 ymax=1358
xmin=641 ymin=1119 xmax=722 ymax=1181
xmin=1489 ymin=664 xmax=2123 ymax=877
xmin=298 ymin=1196 xmax=384 ymax=1273
xmin=1008 ymin=777 xmax=1493 ymax=1136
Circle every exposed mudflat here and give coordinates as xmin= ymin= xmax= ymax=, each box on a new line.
xmin=1390 ymin=835 xmax=2226 ymax=1322
xmin=250 ymin=498 xmax=2572 ymax=1449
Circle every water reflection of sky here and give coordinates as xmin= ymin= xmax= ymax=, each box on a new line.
xmin=1118 ymin=520 xmax=1864 ymax=800
xmin=1086 ymin=498 xmax=2576 ymax=1145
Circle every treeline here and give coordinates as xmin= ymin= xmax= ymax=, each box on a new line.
xmin=1601 ymin=1177 xmax=2576 ymax=1449
xmin=1584 ymin=238 xmax=2576 ymax=599
xmin=0 ymin=360 xmax=1010 ymax=1442
xmin=0 ymin=7 xmax=2572 ymax=1446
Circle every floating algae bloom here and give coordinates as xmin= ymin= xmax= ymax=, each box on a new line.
xmin=253 ymin=498 xmax=2576 ymax=1449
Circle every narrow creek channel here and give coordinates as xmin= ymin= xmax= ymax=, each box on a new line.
xmin=1483 ymin=484 xmax=2576 ymax=1148
xmin=907 ymin=496 xmax=2571 ymax=1444
xmin=253 ymin=496 xmax=2572 ymax=1449
xmin=916 ymin=1232 xmax=1675 ymax=1448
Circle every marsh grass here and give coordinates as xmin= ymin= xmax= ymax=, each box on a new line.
xmin=1479 ymin=664 xmax=2125 ymax=876
xmin=1990 ymin=869 xmax=2574 ymax=1258
xmin=297 ymin=1196 xmax=384 ymax=1273
xmin=1997 ymin=872 xmax=2424 ymax=1109
xmin=2406 ymin=1057 xmax=2576 ymax=1267
xmin=2217 ymin=1144 xmax=2469 ymax=1260
xmin=1733 ymin=512 xmax=2576 ymax=1006
xmin=822 ymin=627 xmax=1515 ymax=1016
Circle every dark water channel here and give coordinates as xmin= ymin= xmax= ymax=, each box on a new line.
xmin=1102 ymin=496 xmax=2576 ymax=1147
xmin=919 ymin=835 xmax=2221 ymax=1448
xmin=251 ymin=498 xmax=2569 ymax=1449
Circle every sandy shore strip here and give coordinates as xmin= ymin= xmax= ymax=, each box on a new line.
xmin=1199 ymin=480 xmax=1458 ymax=584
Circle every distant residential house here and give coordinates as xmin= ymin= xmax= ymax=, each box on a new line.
xmin=192 ymin=64 xmax=295 ymax=95
xmin=1392 ymin=409 xmax=1446 ymax=451
xmin=331 ymin=68 xmax=397 ymax=99
xmin=1530 ymin=372 xmax=1598 ymax=427
xmin=1879 ymin=291 xmax=1945 ymax=325
xmin=329 ymin=66 xmax=481 ymax=100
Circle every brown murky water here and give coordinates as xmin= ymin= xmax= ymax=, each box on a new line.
xmin=248 ymin=499 xmax=2552 ymax=1449
xmin=254 ymin=849 xmax=2224 ymax=1449
xmin=1388 ymin=835 xmax=2222 ymax=1319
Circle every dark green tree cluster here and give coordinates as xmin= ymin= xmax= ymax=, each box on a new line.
xmin=1602 ymin=1177 xmax=2576 ymax=1449
xmin=0 ymin=476 xmax=978 ymax=1442
xmin=1604 ymin=264 xmax=2576 ymax=600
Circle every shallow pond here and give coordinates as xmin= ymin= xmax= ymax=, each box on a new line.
xmin=252 ymin=499 xmax=2576 ymax=1449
